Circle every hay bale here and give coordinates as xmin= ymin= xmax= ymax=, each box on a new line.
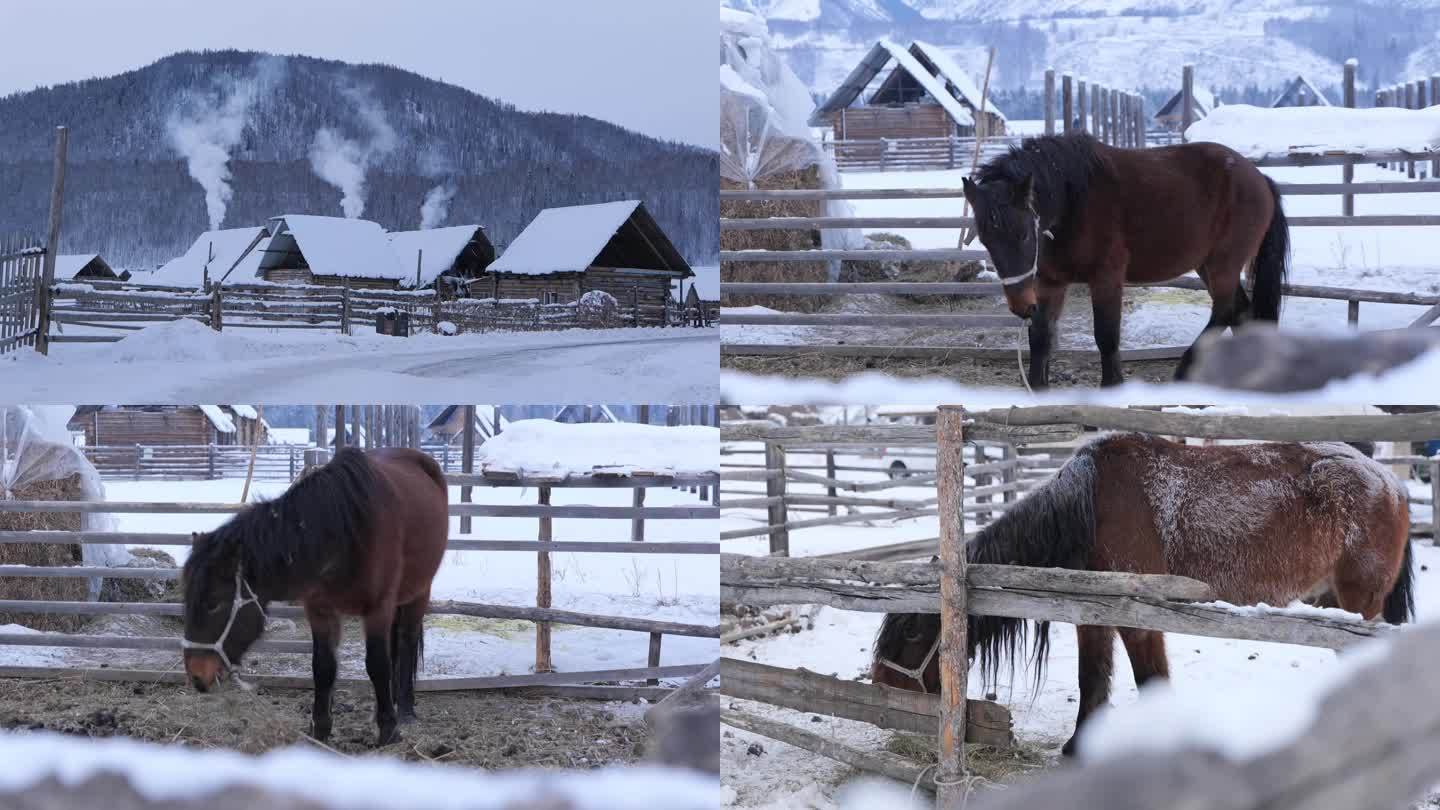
xmin=844 ymin=233 xmax=987 ymax=306
xmin=100 ymin=548 xmax=179 ymax=605
xmin=721 ymin=165 xmax=829 ymax=313
xmin=0 ymin=474 xmax=89 ymax=632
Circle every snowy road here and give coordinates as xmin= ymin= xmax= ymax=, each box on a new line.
xmin=1 ymin=321 xmax=718 ymax=402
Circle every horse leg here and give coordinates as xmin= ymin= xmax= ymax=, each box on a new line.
xmin=305 ymin=607 xmax=341 ymax=742
xmin=1088 ymin=280 xmax=1125 ymax=387
xmin=1175 ymin=258 xmax=1245 ymax=379
xmin=363 ymin=610 xmax=401 ymax=746
xmin=1062 ymin=624 xmax=1116 ymax=756
xmin=1027 ymin=279 xmax=1068 ymax=390
xmin=1117 ymin=628 xmax=1170 ymax=688
xmin=391 ymin=595 xmax=428 ymax=725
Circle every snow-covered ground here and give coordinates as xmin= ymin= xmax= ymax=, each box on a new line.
xmin=0 ymin=477 xmax=719 ymax=683
xmin=1 ymin=319 xmax=717 ymax=402
xmin=719 ymin=446 xmax=1440 ymax=809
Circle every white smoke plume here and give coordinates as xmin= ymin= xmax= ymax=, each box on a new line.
xmin=308 ymin=82 xmax=398 ymax=219
xmin=167 ymin=57 xmax=285 ymax=231
xmin=417 ymin=150 xmax=457 ymax=230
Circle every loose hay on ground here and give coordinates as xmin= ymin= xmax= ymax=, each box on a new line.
xmin=884 ymin=732 xmax=1052 ymax=786
xmin=0 ymin=677 xmax=650 ymax=769
xmin=0 ymin=474 xmax=88 ymax=632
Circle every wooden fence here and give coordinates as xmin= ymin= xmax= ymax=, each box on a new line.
xmin=0 ymin=238 xmax=43 ymax=356
xmin=718 ymin=406 xmax=1439 ymax=806
xmin=0 ymin=465 xmax=720 ymax=696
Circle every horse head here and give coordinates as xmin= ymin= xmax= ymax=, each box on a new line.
xmin=870 ymin=613 xmax=942 ymax=693
xmin=181 ymin=531 xmax=269 ymax=691
xmin=962 ymin=174 xmax=1042 ymax=320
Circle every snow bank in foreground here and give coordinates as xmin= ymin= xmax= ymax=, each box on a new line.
xmin=477 ymin=420 xmax=719 ymax=478
xmin=1187 ymin=104 xmax=1440 ymax=158
xmin=1077 ymin=633 xmax=1395 ymax=762
xmin=719 ymin=345 xmax=1440 ymax=405
xmin=0 ymin=731 xmax=716 ymax=810
xmin=106 ymin=318 xmax=299 ymax=364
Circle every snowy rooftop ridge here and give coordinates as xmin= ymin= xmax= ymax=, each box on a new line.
xmin=489 ymin=201 xmax=641 ymax=276
xmin=476 ymin=420 xmax=719 ymax=478
xmin=267 ymin=215 xmax=407 ymax=281
xmin=387 ymin=225 xmax=488 ymax=287
xmin=0 ymin=731 xmax=717 ymax=810
xmin=151 ymin=227 xmax=269 ymax=288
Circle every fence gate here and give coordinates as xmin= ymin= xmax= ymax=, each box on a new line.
xmin=0 ymin=237 xmax=43 ymax=356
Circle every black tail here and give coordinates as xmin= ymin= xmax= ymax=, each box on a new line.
xmin=968 ymin=449 xmax=1099 ymax=689
xmin=1250 ymin=175 xmax=1289 ymax=321
xmin=1383 ymin=540 xmax=1415 ymax=625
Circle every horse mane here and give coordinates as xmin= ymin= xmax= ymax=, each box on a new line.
xmin=967 ymin=447 xmax=1099 ymax=690
xmin=185 ymin=447 xmax=378 ymax=597
xmin=975 ymin=133 xmax=1105 ymax=231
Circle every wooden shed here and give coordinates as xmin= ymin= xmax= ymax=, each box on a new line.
xmin=1271 ymin=75 xmax=1331 ymax=108
xmin=426 ymin=405 xmax=506 ymax=444
xmin=55 ymin=254 xmax=123 ymax=282
xmin=66 ymin=405 xmax=262 ymax=447
xmin=250 ymin=215 xmax=406 ymax=289
xmin=387 ymin=225 xmax=496 ymax=296
xmin=482 ymin=200 xmax=692 ymax=324
xmin=809 ymin=40 xmax=1007 ymax=140
xmin=1154 ymin=86 xmax=1218 ymax=131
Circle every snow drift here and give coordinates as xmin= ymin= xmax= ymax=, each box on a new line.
xmin=1187 ymin=104 xmax=1440 ymax=159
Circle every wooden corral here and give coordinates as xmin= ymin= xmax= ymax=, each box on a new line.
xmin=482 ymin=200 xmax=692 ymax=327
xmin=0 ymin=238 xmax=43 ymax=356
xmin=718 ymin=407 xmax=1440 ymax=802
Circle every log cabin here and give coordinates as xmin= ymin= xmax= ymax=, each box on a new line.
xmin=1154 ymin=86 xmax=1218 ymax=131
xmin=482 ymin=200 xmax=692 ymax=326
xmin=54 ymin=254 xmax=124 ymax=282
xmin=1271 ymin=75 xmax=1332 ymax=108
xmin=808 ymin=40 xmax=1007 ymax=141
xmin=147 ymin=227 xmax=270 ymax=288
xmin=67 ymin=406 xmax=266 ymax=447
xmin=387 ymin=225 xmax=496 ymax=296
xmin=250 ymin=215 xmax=407 ymax=289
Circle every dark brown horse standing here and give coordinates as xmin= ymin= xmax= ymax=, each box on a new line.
xmin=871 ymin=434 xmax=1412 ymax=755
xmin=961 ymin=134 xmax=1290 ymax=388
xmin=182 ymin=447 xmax=449 ymax=746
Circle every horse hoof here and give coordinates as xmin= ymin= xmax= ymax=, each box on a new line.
xmin=1060 ymin=738 xmax=1079 ymax=757
xmin=310 ymin=724 xmax=332 ymax=743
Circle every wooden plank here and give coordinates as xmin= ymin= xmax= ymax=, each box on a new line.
xmin=721 ymin=248 xmax=988 ymax=263
xmin=0 ymin=664 xmax=706 ymax=691
xmin=535 ymin=485 xmax=553 ymax=674
xmin=968 ymin=405 xmax=1440 ymax=442
xmin=721 ymin=658 xmax=1012 ymax=744
xmin=723 ymin=312 xmax=1018 ymax=328
xmin=722 ymin=216 xmax=973 ymax=230
xmin=720 ymin=342 xmax=1192 ymax=362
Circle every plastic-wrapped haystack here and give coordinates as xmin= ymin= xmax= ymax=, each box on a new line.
xmin=720 ymin=8 xmax=859 ymax=311
xmin=0 ymin=406 xmax=129 ymax=631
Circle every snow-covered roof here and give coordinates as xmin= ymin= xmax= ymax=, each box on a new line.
xmin=197 ymin=405 xmax=236 ymax=434
xmin=387 ymin=225 xmax=489 ymax=288
xmin=911 ymin=41 xmax=1007 ymax=122
xmin=152 ymin=228 xmax=268 ymax=288
xmin=1271 ymin=75 xmax=1332 ymax=108
xmin=264 ymin=215 xmax=406 ymax=280
xmin=809 ymin=40 xmax=1004 ymax=128
xmin=489 ymin=201 xmax=690 ymax=277
xmin=476 ymin=419 xmax=719 ymax=478
xmin=228 ymin=405 xmax=258 ymax=420
xmin=54 ymin=254 xmax=114 ymax=280
xmin=1156 ymin=86 xmax=1218 ymax=119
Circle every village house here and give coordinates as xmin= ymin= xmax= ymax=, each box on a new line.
xmin=482 ymin=200 xmax=692 ymax=325
xmin=54 ymin=254 xmax=124 ymax=282
xmin=1271 ymin=75 xmax=1332 ymax=108
xmin=67 ymin=405 xmax=267 ymax=447
xmin=387 ymin=224 xmax=496 ymax=296
xmin=250 ymin=215 xmax=406 ymax=289
xmin=147 ymin=227 xmax=270 ymax=288
xmin=808 ymin=40 xmax=1007 ymax=141
xmin=1154 ymin=86 xmax=1219 ymax=131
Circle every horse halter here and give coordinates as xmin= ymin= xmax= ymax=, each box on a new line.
xmin=180 ymin=562 xmax=267 ymax=674
xmin=998 ymin=202 xmax=1053 ymax=288
xmin=876 ymin=633 xmax=942 ymax=693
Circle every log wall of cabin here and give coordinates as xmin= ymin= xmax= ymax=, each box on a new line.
xmin=831 ymin=104 xmax=958 ymax=140
xmin=583 ymin=269 xmax=677 ymax=325
xmin=311 ymin=275 xmax=401 ymax=291
xmin=78 ymin=409 xmax=222 ymax=447
xmin=486 ymin=274 xmax=584 ymax=302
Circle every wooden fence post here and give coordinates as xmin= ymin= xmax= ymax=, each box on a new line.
xmin=1091 ymin=84 xmax=1101 ymax=141
xmin=1181 ymin=64 xmax=1195 ymax=138
xmin=647 ymin=632 xmax=663 ymax=686
xmin=1044 ymin=69 xmax=1056 ymax=135
xmin=315 ymin=406 xmax=328 ymax=450
xmin=632 ymin=486 xmax=646 ymax=541
xmin=536 ymin=485 xmax=553 ymax=674
xmin=1348 ymin=299 xmax=1360 ymax=325
xmin=765 ymin=442 xmax=789 ymax=557
xmin=1407 ymin=82 xmax=1418 ymax=178
xmin=460 ymin=404 xmax=476 ymax=534
xmin=1342 ymin=59 xmax=1357 ymax=216
xmin=207 ymin=443 xmax=216 ymax=480
xmin=133 ymin=444 xmax=142 ymax=481
xmin=1433 ymin=75 xmax=1440 ymax=178
xmin=1109 ymin=89 xmax=1119 ymax=147
xmin=1061 ymin=73 xmax=1073 ymax=133
xmin=1002 ymin=443 xmax=1018 ymax=504
xmin=210 ymin=285 xmax=223 ymax=332
xmin=34 ymin=127 xmax=68 ymax=356
xmin=935 ymin=405 xmax=969 ymax=809
xmin=1431 ymin=459 xmax=1440 ymax=536
xmin=1077 ymin=78 xmax=1088 ymax=133
xmin=340 ymin=285 xmax=351 ymax=335
xmin=825 ymin=450 xmax=838 ymax=517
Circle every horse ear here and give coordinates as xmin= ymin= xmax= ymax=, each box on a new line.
xmin=191 ymin=532 xmax=202 ymax=548
xmin=961 ymin=176 xmax=978 ymax=203
xmin=1011 ymin=175 xmax=1034 ymax=207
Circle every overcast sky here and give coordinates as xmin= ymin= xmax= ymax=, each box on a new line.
xmin=0 ymin=0 xmax=717 ymax=148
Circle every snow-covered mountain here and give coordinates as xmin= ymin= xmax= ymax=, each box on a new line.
xmin=725 ymin=0 xmax=1440 ymax=103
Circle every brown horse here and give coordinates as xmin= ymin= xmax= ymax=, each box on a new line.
xmin=961 ymin=133 xmax=1290 ymax=388
xmin=182 ymin=446 xmax=449 ymax=746
xmin=871 ymin=434 xmax=1412 ymax=756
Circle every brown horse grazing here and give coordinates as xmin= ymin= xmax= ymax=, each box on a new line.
xmin=960 ymin=133 xmax=1290 ymax=388
xmin=182 ymin=447 xmax=449 ymax=746
xmin=871 ymin=434 xmax=1412 ymax=756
